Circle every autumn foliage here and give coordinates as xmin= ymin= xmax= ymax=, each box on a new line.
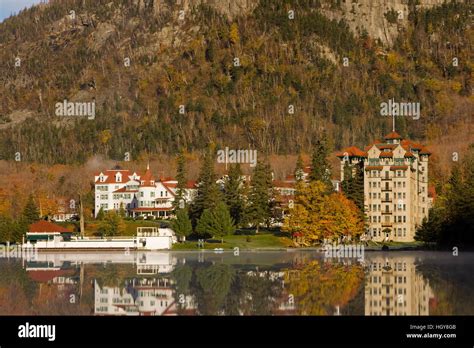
xmin=283 ymin=181 xmax=364 ymax=246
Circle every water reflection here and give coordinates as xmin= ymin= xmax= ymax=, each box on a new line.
xmin=0 ymin=251 xmax=473 ymax=316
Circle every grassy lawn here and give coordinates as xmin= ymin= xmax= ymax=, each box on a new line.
xmin=172 ymin=232 xmax=294 ymax=250
xmin=366 ymin=240 xmax=424 ymax=250
xmin=83 ymin=219 xmax=170 ymax=236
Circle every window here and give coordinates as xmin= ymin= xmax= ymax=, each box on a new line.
xmin=150 ymin=192 xmax=155 ymax=198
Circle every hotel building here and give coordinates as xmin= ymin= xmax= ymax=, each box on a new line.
xmin=337 ymin=131 xmax=431 ymax=242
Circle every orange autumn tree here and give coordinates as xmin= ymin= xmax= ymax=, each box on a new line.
xmin=283 ymin=181 xmax=364 ymax=246
xmin=284 ymin=261 xmax=364 ymax=315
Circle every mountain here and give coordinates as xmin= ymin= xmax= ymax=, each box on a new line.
xmin=0 ymin=0 xmax=472 ymax=165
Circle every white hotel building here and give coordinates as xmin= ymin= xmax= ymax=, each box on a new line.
xmin=337 ymin=131 xmax=432 ymax=242
xmin=94 ymin=165 xmax=196 ymax=218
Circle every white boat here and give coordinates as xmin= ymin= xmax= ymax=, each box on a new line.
xmin=23 ymin=225 xmax=176 ymax=251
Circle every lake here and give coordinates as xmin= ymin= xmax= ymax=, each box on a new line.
xmin=0 ymin=250 xmax=472 ymax=315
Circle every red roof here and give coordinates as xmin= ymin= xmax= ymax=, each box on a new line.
xmin=140 ymin=166 xmax=156 ymax=187
xmin=113 ymin=187 xmax=138 ymax=193
xmin=29 ymin=220 xmax=71 ymax=233
xmin=94 ymin=170 xmax=133 ymax=184
xmin=377 ymin=144 xmax=397 ymax=150
xmin=428 ymin=186 xmax=437 ymax=201
xmin=28 ymin=269 xmax=75 ymax=282
xmin=186 ymin=180 xmax=197 ymax=189
xmin=404 ymin=151 xmax=415 ymax=158
xmin=365 ymin=166 xmax=383 ymax=171
xmin=390 ymin=165 xmax=409 ymax=170
xmin=420 ymin=147 xmax=432 ymax=155
xmin=401 ymin=139 xmax=423 ymax=151
xmin=336 ymin=146 xmax=367 ymax=158
xmin=379 ymin=151 xmax=393 ymax=158
xmin=384 ymin=131 xmax=402 ymax=140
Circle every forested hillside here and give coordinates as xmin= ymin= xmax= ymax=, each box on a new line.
xmin=0 ymin=0 xmax=472 ymax=165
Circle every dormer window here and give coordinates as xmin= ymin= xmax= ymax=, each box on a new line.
xmin=116 ymin=173 xmax=122 ymax=182
xmin=99 ymin=175 xmax=105 ymax=182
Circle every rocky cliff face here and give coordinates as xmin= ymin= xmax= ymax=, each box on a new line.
xmin=320 ymin=0 xmax=454 ymax=46
xmin=132 ymin=0 xmax=461 ymax=46
xmin=133 ymin=0 xmax=257 ymax=19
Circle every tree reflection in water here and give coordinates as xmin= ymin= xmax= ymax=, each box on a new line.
xmin=1 ymin=252 xmax=474 ymax=316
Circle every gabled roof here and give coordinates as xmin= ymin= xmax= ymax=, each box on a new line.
xmin=94 ymin=170 xmax=133 ymax=184
xmin=384 ymin=131 xmax=402 ymax=140
xmin=29 ymin=220 xmax=71 ymax=233
xmin=140 ymin=165 xmax=156 ymax=187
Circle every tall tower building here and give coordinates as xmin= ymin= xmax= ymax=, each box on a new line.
xmin=336 ymin=131 xmax=431 ymax=242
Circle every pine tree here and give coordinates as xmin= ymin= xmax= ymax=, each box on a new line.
xmin=341 ymin=161 xmax=352 ymax=194
xmin=196 ymin=202 xmax=235 ymax=242
xmin=309 ymin=134 xmax=333 ymax=190
xmin=96 ymin=207 xmax=105 ymax=220
xmin=190 ymin=147 xmax=222 ymax=225
xmin=22 ymin=194 xmax=40 ymax=224
xmin=246 ymin=160 xmax=274 ymax=232
xmin=171 ymin=208 xmax=193 ymax=241
xmin=223 ymin=164 xmax=245 ymax=226
xmin=295 ymin=153 xmax=305 ymax=182
xmin=351 ymin=163 xmax=365 ymax=213
xmin=341 ymin=161 xmax=364 ymax=214
xmin=174 ymin=149 xmax=187 ymax=210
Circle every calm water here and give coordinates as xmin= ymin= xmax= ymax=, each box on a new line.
xmin=0 ymin=250 xmax=472 ymax=316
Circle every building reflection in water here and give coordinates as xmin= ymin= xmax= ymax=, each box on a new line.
xmin=365 ymin=255 xmax=433 ymax=316
xmin=16 ymin=252 xmax=446 ymax=316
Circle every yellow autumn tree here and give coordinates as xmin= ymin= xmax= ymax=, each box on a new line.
xmin=284 ymin=261 xmax=364 ymax=315
xmin=229 ymin=23 xmax=240 ymax=45
xmin=283 ymin=181 xmax=364 ymax=246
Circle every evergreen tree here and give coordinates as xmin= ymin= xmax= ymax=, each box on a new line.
xmin=190 ymin=147 xmax=222 ymax=225
xmin=174 ymin=149 xmax=187 ymax=210
xmin=171 ymin=208 xmax=193 ymax=241
xmin=196 ymin=202 xmax=235 ymax=242
xmin=295 ymin=153 xmax=305 ymax=182
xmin=341 ymin=162 xmax=364 ymax=214
xmin=245 ymin=160 xmax=274 ymax=232
xmin=96 ymin=207 xmax=105 ymax=220
xmin=341 ymin=161 xmax=352 ymax=194
xmin=351 ymin=163 xmax=365 ymax=213
xmin=98 ymin=211 xmax=125 ymax=237
xmin=416 ymin=144 xmax=474 ymax=246
xmin=308 ymin=134 xmax=333 ymax=190
xmin=22 ymin=194 xmax=40 ymax=224
xmin=223 ymin=164 xmax=245 ymax=226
